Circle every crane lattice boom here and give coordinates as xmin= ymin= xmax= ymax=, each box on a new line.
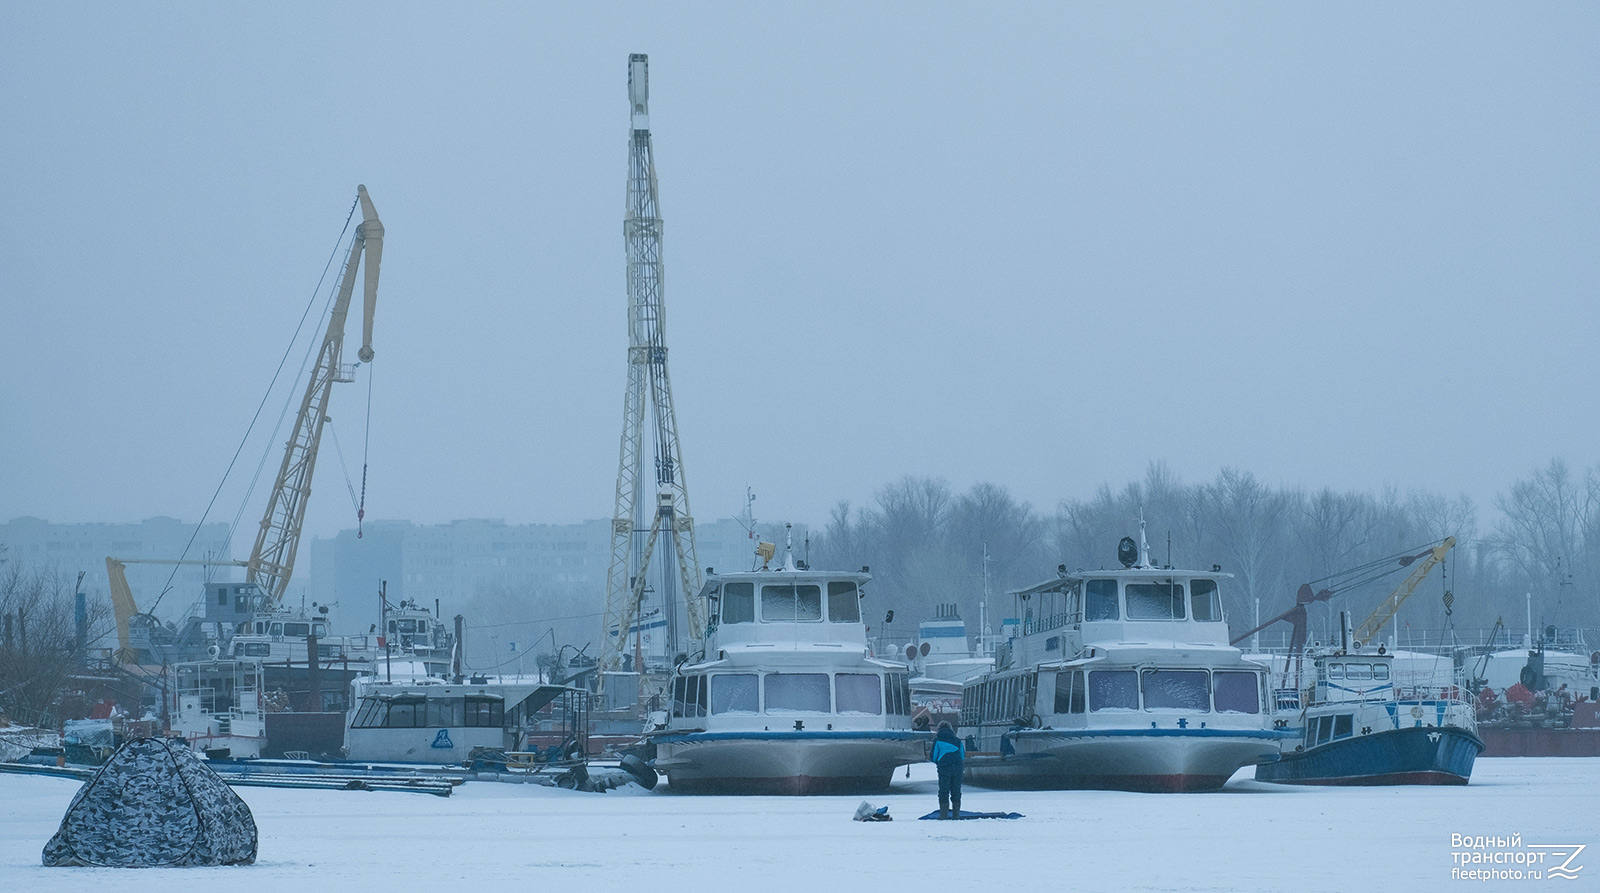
xmin=601 ymin=55 xmax=703 ymax=683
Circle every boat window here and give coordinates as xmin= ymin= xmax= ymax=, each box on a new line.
xmin=671 ymin=675 xmax=707 ymax=719
xmin=350 ymin=698 xmax=387 ymax=728
xmin=761 ymin=584 xmax=822 ymax=621
xmin=1372 ymin=663 xmax=1390 ymax=681
xmin=1089 ymin=670 xmax=1140 ymax=711
xmin=1085 ymin=580 xmax=1119 ymax=621
xmin=1054 ymin=670 xmax=1085 ymax=714
xmin=397 ymin=619 xmax=418 ymax=634
xmin=1212 ymin=671 xmax=1261 ymax=714
xmin=1345 ymin=663 xmax=1373 ymax=681
xmin=885 ymin=673 xmax=911 ymax=715
xmin=238 ymin=642 xmax=270 ymax=658
xmin=692 ymin=675 xmax=707 ymax=717
xmin=1333 ymin=714 xmax=1353 ymax=740
xmin=427 ymin=698 xmax=464 ymax=728
xmin=1327 ymin=663 xmax=1345 ymax=680
xmin=1190 ymin=579 xmax=1222 ymax=622
xmin=464 ymin=696 xmax=503 ymax=728
xmin=284 ymin=622 xmax=310 ymax=637
xmin=721 ymin=583 xmax=755 ymax=624
xmin=827 ymin=582 xmax=861 ymax=622
xmin=1315 ymin=714 xmax=1334 ymax=745
xmin=835 ymin=674 xmax=882 ymax=715
xmin=765 ymin=673 xmax=830 ymax=713
xmin=387 ymin=698 xmax=425 ymax=728
xmin=1142 ymin=669 xmax=1210 ymax=711
xmin=711 ymin=674 xmax=758 ymax=714
xmin=269 ymin=623 xmax=283 ymax=636
xmin=312 ymin=621 xmax=328 ymax=637
xmin=318 ymin=643 xmax=342 ymax=659
xmin=1126 ymin=583 xmax=1186 ymax=620
xmin=672 ymin=676 xmax=688 ymax=718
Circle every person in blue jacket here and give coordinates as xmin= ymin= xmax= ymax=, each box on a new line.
xmin=931 ymin=721 xmax=964 ymax=819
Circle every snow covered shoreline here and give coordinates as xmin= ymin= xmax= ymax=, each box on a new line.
xmin=2 ymin=759 xmax=1592 ymax=891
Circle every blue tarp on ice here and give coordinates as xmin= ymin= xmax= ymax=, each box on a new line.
xmin=917 ymin=810 xmax=1024 ymax=820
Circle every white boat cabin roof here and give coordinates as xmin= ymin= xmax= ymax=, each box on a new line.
xmin=1002 ymin=561 xmax=1238 ymax=666
xmin=1015 ymin=564 xmax=1233 ymax=596
xmin=699 ymin=567 xmax=871 ymax=592
xmin=698 ymin=564 xmax=876 ymax=654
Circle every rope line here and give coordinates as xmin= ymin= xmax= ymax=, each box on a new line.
xmin=358 ymin=364 xmax=373 ymax=537
xmin=149 ymin=196 xmax=359 ymax=614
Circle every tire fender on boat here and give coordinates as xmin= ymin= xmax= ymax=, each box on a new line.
xmin=620 ymin=754 xmax=658 ymax=790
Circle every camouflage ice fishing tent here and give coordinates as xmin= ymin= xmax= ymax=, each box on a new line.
xmin=42 ymin=737 xmax=257 ymax=867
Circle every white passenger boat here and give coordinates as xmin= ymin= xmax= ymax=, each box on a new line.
xmin=647 ymin=541 xmax=929 ymax=793
xmin=960 ymin=527 xmax=1293 ymax=791
xmin=344 ymin=670 xmax=590 ymax=764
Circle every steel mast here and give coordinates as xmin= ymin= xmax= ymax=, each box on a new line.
xmin=601 ymin=55 xmax=702 ymax=685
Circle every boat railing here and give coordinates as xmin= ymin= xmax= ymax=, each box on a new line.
xmin=1023 ymin=611 xmax=1078 ymax=636
xmin=1392 ymin=683 xmax=1470 ymax=703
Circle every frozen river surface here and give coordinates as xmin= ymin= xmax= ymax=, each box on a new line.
xmin=1 ymin=758 xmax=1592 ymax=892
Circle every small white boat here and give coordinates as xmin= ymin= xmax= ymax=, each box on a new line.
xmin=647 ymin=537 xmax=928 ymax=794
xmin=344 ymin=670 xmax=588 ymax=764
xmin=170 ymin=659 xmax=268 ymax=758
xmin=960 ymin=525 xmax=1292 ymax=792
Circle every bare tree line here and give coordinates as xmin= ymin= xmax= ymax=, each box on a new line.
xmin=0 ymin=551 xmax=113 ymax=726
xmin=811 ymin=460 xmax=1600 ymax=650
xmin=14 ymin=456 xmax=1596 ymax=690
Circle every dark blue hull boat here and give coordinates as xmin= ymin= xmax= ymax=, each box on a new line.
xmin=1256 ymin=724 xmax=1484 ymax=785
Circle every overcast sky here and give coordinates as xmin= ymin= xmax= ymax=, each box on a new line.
xmin=3 ymin=4 xmax=1597 ymax=555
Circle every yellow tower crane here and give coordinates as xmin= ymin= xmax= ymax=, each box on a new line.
xmin=105 ymin=186 xmax=383 ymax=664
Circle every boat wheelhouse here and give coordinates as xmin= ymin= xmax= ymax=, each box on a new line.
xmin=170 ymin=659 xmax=267 ymax=759
xmin=960 ymin=530 xmax=1291 ymax=792
xmin=1256 ymin=647 xmax=1483 ymax=785
xmin=647 ymin=543 xmax=929 ymax=794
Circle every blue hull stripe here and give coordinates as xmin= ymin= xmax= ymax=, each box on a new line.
xmin=1009 ymin=728 xmax=1298 ymax=741
xmin=654 ymin=730 xmax=932 ymax=744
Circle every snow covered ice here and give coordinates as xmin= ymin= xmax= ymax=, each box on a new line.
xmin=2 ymin=758 xmax=1594 ymax=891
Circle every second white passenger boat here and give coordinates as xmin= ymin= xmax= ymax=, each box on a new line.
xmin=960 ymin=526 xmax=1294 ymax=792
xmin=647 ymin=540 xmax=929 ymax=794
